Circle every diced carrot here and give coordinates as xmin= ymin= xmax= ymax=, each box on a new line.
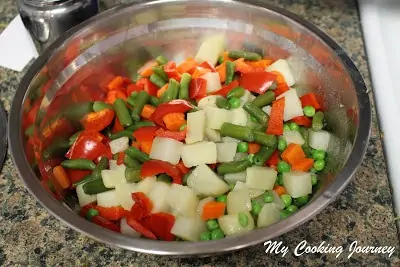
xmin=292 ymin=158 xmax=314 ymax=172
xmin=52 ymin=166 xmax=71 ymax=190
xmin=234 ymin=58 xmax=253 ymax=74
xmin=201 ymin=201 xmax=226 ymax=220
xmin=192 ymin=67 xmax=211 ymax=79
xmin=141 ymin=105 xmax=156 ymax=120
xmin=270 ymin=71 xmax=286 ymax=84
xmin=281 ymin=143 xmax=306 ymax=165
xmin=107 ymin=76 xmax=125 ymax=91
xmin=274 ymin=83 xmax=289 ymax=97
xmin=162 ymin=113 xmax=186 ymax=131
xmin=141 ymin=68 xmax=154 ymax=78
xmin=138 ymin=60 xmax=158 ymax=77
xmin=106 ymin=89 xmax=127 ymax=104
xmin=131 ymin=141 xmax=141 ymax=149
xmin=216 ymin=62 xmax=226 ymax=83
xmin=300 ymin=93 xmax=322 ymax=110
xmin=246 ymin=59 xmax=273 ymax=68
xmin=157 ymin=84 xmax=169 ymax=98
xmin=222 ymin=51 xmax=233 ymax=61
xmin=176 ymin=160 xmax=190 ymax=174
xmin=140 ymin=141 xmax=153 ymax=155
xmin=248 ymin=143 xmax=261 ymax=154
xmin=178 ymin=58 xmax=197 ymax=74
xmin=274 ymin=185 xmax=286 ymax=196
xmin=290 ymin=116 xmax=312 ymax=128
xmin=266 ymin=97 xmax=285 ymax=135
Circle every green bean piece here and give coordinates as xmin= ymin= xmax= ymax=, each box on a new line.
xmin=157 ymin=174 xmax=172 ymax=184
xmin=109 ymin=130 xmax=134 ymax=140
xmin=124 ymin=155 xmax=141 ymax=169
xmin=42 ymin=140 xmax=70 ymax=160
xmin=216 ymin=97 xmax=231 ymax=110
xmin=249 ymin=123 xmax=266 ymax=132
xmin=73 ymin=174 xmax=97 ymax=187
xmin=61 ymin=159 xmax=96 ymax=170
xmin=243 ymin=102 xmax=269 ymax=125
xmin=179 ymin=73 xmax=191 ymax=100
xmin=125 ymin=146 xmax=149 ymax=163
xmin=69 ymin=131 xmax=82 ymax=146
xmin=228 ymin=50 xmax=262 ymax=61
xmin=150 ymin=96 xmax=160 ymax=107
xmin=162 ymin=78 xmax=179 ymax=103
xmin=131 ymin=91 xmax=150 ymax=121
xmin=312 ymin=111 xmax=324 ymax=131
xmin=227 ymin=86 xmax=245 ymax=99
xmin=83 ymin=179 xmax=112 ymax=195
xmin=114 ymin=98 xmax=133 ymax=127
xmin=225 ymin=61 xmax=236 ymax=85
xmin=64 ymin=102 xmax=93 ymax=121
xmin=152 ymin=66 xmax=169 ymax=82
xmin=217 ymin=159 xmax=252 ymax=175
xmin=299 ymin=127 xmax=312 ymax=157
xmin=269 ymin=81 xmax=277 ymax=90
xmin=25 ymin=124 xmax=34 ymax=137
xmin=238 ymin=212 xmax=249 ymax=227
xmin=126 ymin=95 xmax=136 ymax=108
xmin=126 ymin=121 xmax=155 ymax=131
xmin=206 ymin=219 xmax=219 ymax=231
xmin=93 ymin=101 xmax=113 ymax=112
xmin=252 ymin=91 xmax=276 ymax=107
xmin=220 ymin=123 xmax=254 ymax=142
xmin=149 ymin=73 xmax=166 ymax=88
xmin=253 ymin=146 xmax=275 ymax=166
xmin=253 ymin=131 xmax=277 ymax=147
xmin=172 ymin=82 xmax=180 ymax=100
xmin=217 ymin=55 xmax=224 ymax=65
xmin=125 ymin=168 xmax=141 ymax=183
xmin=156 ymin=55 xmax=168 ymax=65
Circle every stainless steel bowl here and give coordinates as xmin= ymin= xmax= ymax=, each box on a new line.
xmin=9 ymin=0 xmax=371 ymax=256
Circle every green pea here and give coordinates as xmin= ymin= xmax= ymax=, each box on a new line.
xmin=312 ymin=150 xmax=326 ymax=160
xmin=237 ymin=142 xmax=249 ymax=153
xmin=211 ymin=228 xmax=224 ymax=240
xmin=310 ymin=167 xmax=318 ymax=173
xmin=294 ymin=195 xmax=309 ymax=207
xmin=303 ymin=106 xmax=316 ymax=117
xmin=277 ymin=161 xmax=291 ymax=173
xmin=179 ymin=124 xmax=187 ymax=131
xmin=280 ymin=210 xmax=291 ymax=219
xmin=238 ymin=212 xmax=249 ymax=227
xmin=314 ymin=159 xmax=325 ymax=171
xmin=276 ymin=174 xmax=283 ymax=186
xmin=216 ymin=195 xmax=227 ymax=203
xmin=251 ymin=200 xmax=262 ymax=216
xmin=289 ymin=122 xmax=300 ymax=131
xmin=206 ymin=219 xmax=219 ymax=231
xmin=263 ymin=191 xmax=274 ymax=203
xmin=283 ymin=124 xmax=291 ymax=132
xmin=277 ymin=139 xmax=287 ymax=151
xmin=280 ymin=194 xmax=292 ymax=208
xmin=229 ymin=97 xmax=241 ymax=109
xmin=247 ymin=154 xmax=255 ymax=164
xmin=311 ymin=174 xmax=318 ymax=186
xmin=86 ymin=208 xmax=99 ymax=221
xmin=200 ymin=231 xmax=211 ymax=241
xmin=250 ymin=116 xmax=258 ymax=123
xmin=286 ymin=205 xmax=298 ymax=213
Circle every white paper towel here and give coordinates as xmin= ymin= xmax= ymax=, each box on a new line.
xmin=0 ymin=15 xmax=39 ymax=72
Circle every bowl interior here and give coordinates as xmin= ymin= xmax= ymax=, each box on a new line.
xmin=11 ymin=0 xmax=370 ymax=255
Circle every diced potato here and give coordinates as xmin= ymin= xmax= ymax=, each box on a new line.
xmin=120 ymin=217 xmax=141 ymax=237
xmin=205 ymin=128 xmax=221 ymax=142
xmin=204 ymin=107 xmax=231 ymax=130
xmin=109 ymin=136 xmax=130 ymax=154
xmin=181 ymin=141 xmax=217 ymax=167
xmin=186 ymin=110 xmax=206 ymax=144
xmin=201 ymin=72 xmax=222 ymax=93
xmin=277 ymin=89 xmax=303 ymax=121
xmin=283 ymin=171 xmax=312 ymax=198
xmin=271 ymin=191 xmax=285 ymax=210
xmin=309 ymin=130 xmax=331 ymax=151
xmin=246 ymin=166 xmax=277 ymax=190
xmin=109 ymin=160 xmax=119 ymax=170
xmin=101 ymin=166 xmax=126 ymax=188
xmin=233 ymin=181 xmax=265 ymax=198
xmin=283 ymin=130 xmax=305 ymax=146
xmin=76 ymin=184 xmax=97 ymax=207
xmin=115 ymin=182 xmax=137 ymax=210
xmin=222 ymin=136 xmax=240 ymax=143
xmin=224 ymin=172 xmax=247 ymax=185
xmin=194 ymin=34 xmax=225 ymax=66
xmin=239 ymin=90 xmax=253 ymax=107
xmin=229 ymin=107 xmax=248 ymax=126
xmin=198 ymin=95 xmax=221 ymax=109
xmin=196 ymin=197 xmax=214 ymax=215
xmin=262 ymin=105 xmax=272 ymax=116
xmin=97 ymin=190 xmax=120 ymax=207
xmin=150 ymin=137 xmax=183 ymax=165
xmin=167 ymin=184 xmax=199 ymax=217
xmin=218 ymin=211 xmax=254 ymax=236
xmin=187 ymin=164 xmax=230 ymax=197
xmin=171 ymin=216 xmax=206 ymax=241
xmin=234 ymin=152 xmax=247 ymax=161
xmin=147 ymin=182 xmax=171 ymax=213
xmin=227 ymin=189 xmax=252 ymax=214
xmin=134 ymin=176 xmax=157 ymax=194
xmin=216 ymin=142 xmax=237 ymax=163
xmin=266 ymin=59 xmax=295 ymax=86
xmin=257 ymin=203 xmax=281 ymax=228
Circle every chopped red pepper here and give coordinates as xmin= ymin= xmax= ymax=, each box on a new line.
xmin=126 ymin=83 xmax=144 ymax=96
xmin=80 ymin=109 xmax=115 ymax=132
xmin=92 ymin=216 xmax=120 ymax=232
xmin=274 ymin=82 xmax=290 ymax=97
xmin=290 ymin=116 xmax=312 ymax=128
xmin=95 ymin=206 xmax=128 ymax=221
xmin=66 ymin=132 xmax=109 ymax=161
xmin=164 ymin=61 xmax=182 ymax=81
xmin=133 ymin=126 xmax=159 ymax=143
xmin=117 ymin=152 xmax=125 ymax=165
xmin=136 ymin=78 xmax=158 ymax=96
xmin=112 ymin=117 xmax=124 ymax=133
xmin=198 ymin=61 xmax=216 ymax=71
xmin=141 ymin=159 xmax=183 ymax=184
xmin=266 ymin=150 xmax=279 ymax=166
xmin=155 ymin=128 xmax=186 ymax=141
xmin=209 ymin=80 xmax=239 ymax=97
xmin=106 ymin=89 xmax=127 ymax=104
xmin=239 ymin=71 xmax=277 ymax=94
xmin=146 ymin=212 xmax=176 ymax=241
xmin=130 ymin=192 xmax=153 ymax=220
xmin=150 ymin=100 xmax=194 ymax=127
xmin=66 ymin=169 xmax=91 ymax=185
xmin=189 ymin=78 xmax=207 ymax=100
xmin=300 ymin=93 xmax=322 ymax=110
xmin=266 ymin=98 xmax=285 ymax=136
xmin=126 ymin=214 xmax=157 ymax=239
xmin=176 ymin=160 xmax=190 ymax=174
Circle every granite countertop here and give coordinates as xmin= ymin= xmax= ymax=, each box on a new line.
xmin=0 ymin=0 xmax=399 ymax=266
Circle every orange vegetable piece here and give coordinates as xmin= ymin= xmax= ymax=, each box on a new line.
xmin=141 ymin=105 xmax=156 ymax=120
xmin=281 ymin=144 xmax=306 ymax=165
xmin=247 ymin=143 xmax=261 ymax=154
xmin=234 ymin=58 xmax=253 ymax=74
xmin=222 ymin=51 xmax=233 ymax=62
xmin=52 ymin=166 xmax=71 ymax=190
xmin=176 ymin=160 xmax=190 ymax=174
xmin=201 ymin=201 xmax=226 ymax=220
xmin=266 ymin=97 xmax=285 ymax=135
xmin=139 ymin=60 xmax=158 ymax=77
xmin=140 ymin=141 xmax=153 ymax=155
xmin=108 ymin=76 xmax=124 ymax=91
xmin=162 ymin=113 xmax=186 ymax=131
xmin=178 ymin=58 xmax=197 ymax=74
xmin=215 ymin=62 xmax=226 ymax=83
xmin=192 ymin=67 xmax=211 ymax=79
xmin=80 ymin=109 xmax=115 ymax=132
xmin=292 ymin=158 xmax=314 ymax=172
xmin=274 ymin=185 xmax=286 ymax=196
xmin=131 ymin=141 xmax=141 ymax=149
xmin=106 ymin=89 xmax=127 ymax=104
xmin=246 ymin=59 xmax=272 ymax=68
xmin=157 ymin=84 xmax=169 ymax=98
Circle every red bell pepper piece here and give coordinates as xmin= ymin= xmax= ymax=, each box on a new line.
xmin=266 ymin=150 xmax=279 ymax=166
xmin=290 ymin=116 xmax=312 ymax=128
xmin=140 ymin=160 xmax=183 ymax=184
xmin=106 ymin=89 xmax=127 ymax=104
xmin=92 ymin=216 xmax=120 ymax=232
xmin=198 ymin=61 xmax=216 ymax=71
xmin=95 ymin=206 xmax=128 ymax=221
xmin=209 ymin=80 xmax=239 ymax=97
xmin=136 ymin=78 xmax=158 ymax=96
xmin=80 ymin=109 xmax=115 ymax=132
xmin=155 ymin=128 xmax=186 ymax=141
xmin=176 ymin=160 xmax=190 ymax=174
xmin=79 ymin=203 xmax=96 ymax=217
xmin=239 ymin=71 xmax=277 ymax=94
xmin=274 ymin=83 xmax=290 ymax=97
xmin=189 ymin=78 xmax=207 ymax=100
xmin=127 ymin=83 xmax=144 ymax=96
xmin=150 ymin=100 xmax=194 ymax=127
xmin=145 ymin=212 xmax=176 ymax=241
xmin=66 ymin=132 xmax=109 ymax=161
xmin=266 ymin=98 xmax=285 ymax=136
xmin=130 ymin=192 xmax=153 ymax=220
xmin=112 ymin=117 xmax=124 ymax=133
xmin=300 ymin=93 xmax=322 ymax=110
xmin=133 ymin=126 xmax=159 ymax=143
xmin=66 ymin=169 xmax=91 ymax=184
xmin=164 ymin=61 xmax=182 ymax=81
xmin=126 ymin=214 xmax=157 ymax=239
xmin=117 ymin=152 xmax=125 ymax=165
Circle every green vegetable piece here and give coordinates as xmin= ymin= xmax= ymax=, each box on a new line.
xmin=229 ymin=97 xmax=241 ymax=109
xmin=253 ymin=131 xmax=277 ymax=148
xmin=217 ymin=55 xmax=224 ymax=65
xmin=312 ymin=150 xmax=326 ymax=160
xmin=237 ymin=142 xmax=249 ymax=153
xmin=124 ymin=155 xmax=141 ymax=169
xmin=83 ymin=179 xmax=112 ymax=195
xmin=126 ymin=121 xmax=155 ymax=131
xmin=217 ymin=159 xmax=252 ymax=175
xmin=227 ymin=86 xmax=245 ymax=99
xmin=311 ymin=173 xmax=318 ymax=186
xmin=93 ymin=101 xmax=113 ymax=112
xmin=251 ymin=200 xmax=262 ymax=216
xmin=247 ymin=154 xmax=255 ymax=164
xmin=313 ymin=159 xmax=325 ymax=171
xmin=206 ymin=219 xmax=219 ymax=231
xmin=228 ymin=50 xmax=262 ymax=61
xmin=286 ymin=205 xmax=298 ymax=213
xmin=157 ymin=174 xmax=172 ymax=184
xmin=243 ymin=102 xmax=269 ymax=125
xmin=303 ymin=106 xmax=316 ymax=117
xmin=114 ymin=98 xmax=133 ymax=127
xmin=200 ymin=231 xmax=211 ymax=241
xmin=109 ymin=130 xmax=134 ymax=140
xmin=276 ymin=173 xmax=283 ymax=186
xmin=294 ymin=195 xmax=309 ymax=207
xmin=150 ymin=96 xmax=160 ymax=107
xmin=288 ymin=122 xmax=299 ymax=131
xmin=69 ymin=131 xmax=82 ymax=146
xmin=263 ymin=191 xmax=274 ymax=203
xmin=280 ymin=194 xmax=292 ymax=208
xmin=86 ymin=208 xmax=99 ymax=221
xmin=277 ymin=138 xmax=287 ymax=151
xmin=225 ymin=61 xmax=236 ymax=85
xmin=64 ymin=102 xmax=93 ymax=121
xmin=25 ymin=124 xmax=34 ymax=137
xmin=125 ymin=146 xmax=150 ymax=163
xmin=277 ymin=161 xmax=291 ymax=173
xmin=73 ymin=174 xmax=96 ymax=187
xmin=152 ymin=66 xmax=169 ymax=82
xmin=125 ymin=168 xmax=141 ymax=183
xmin=253 ymin=146 xmax=275 ymax=166
xmin=216 ymin=195 xmax=227 ymax=203
xmin=131 ymin=91 xmax=150 ymax=121
xmin=309 ymin=167 xmax=318 ymax=173
xmin=149 ymin=73 xmax=167 ymax=88
xmin=216 ymin=97 xmax=231 ymax=110
xmin=92 ymin=157 xmax=109 ymax=180
xmin=210 ymin=228 xmax=225 ymax=240
xmin=252 ymin=91 xmax=275 ymax=107
xmin=162 ymin=78 xmax=180 ymax=103
xmin=179 ymin=73 xmax=192 ymax=100
xmin=61 ymin=159 xmax=96 ymax=170
xmin=250 ymin=115 xmax=258 ymax=123
xmin=312 ymin=111 xmax=324 ymax=131
xmin=280 ymin=210 xmax=291 ymax=219
xmin=283 ymin=124 xmax=291 ymax=132
xmin=126 ymin=95 xmax=136 ymax=108
xmin=42 ymin=140 xmax=70 ymax=160
xmin=238 ymin=212 xmax=249 ymax=227
xmin=220 ymin=123 xmax=254 ymax=142
xmin=156 ymin=55 xmax=168 ymax=65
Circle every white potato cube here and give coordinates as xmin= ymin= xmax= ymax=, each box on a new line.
xmin=197 ymin=95 xmax=221 ymax=109
xmin=195 ymin=34 xmax=225 ymax=66
xmin=227 ymin=189 xmax=252 ymax=214
xmin=115 ymin=182 xmax=137 ymax=210
xmin=134 ymin=176 xmax=157 ymax=194
xmin=181 ymin=141 xmax=217 ymax=167
xmin=262 ymin=105 xmax=272 ymax=116
xmin=109 ymin=137 xmax=129 ymax=154
xmin=257 ymin=203 xmax=281 ymax=228
xmin=76 ymin=184 xmax=97 ymax=207
xmin=218 ymin=211 xmax=254 ymax=236
xmin=216 ymin=142 xmax=237 ymax=163
xmin=171 ymin=216 xmax=206 ymax=241
xmin=148 ymin=182 xmax=171 ymax=213
xmin=150 ymin=137 xmax=183 ymax=165
xmin=277 ymin=89 xmax=304 ymax=121
xmin=97 ymin=189 xmax=120 ymax=207
xmin=266 ymin=59 xmax=295 ymax=86
xmin=309 ymin=130 xmax=331 ymax=151
xmin=229 ymin=107 xmax=248 ymax=126
xmin=205 ymin=128 xmax=221 ymax=142
xmin=224 ymin=172 xmax=247 ymax=185
xmin=283 ymin=171 xmax=312 ymax=198
xmin=204 ymin=107 xmax=231 ymax=130
xmin=283 ymin=131 xmax=305 ymax=146
xmin=246 ymin=166 xmax=277 ymax=190
xmin=186 ymin=110 xmax=206 ymax=144
xmin=167 ymin=184 xmax=198 ymax=217
xmin=101 ymin=167 xmax=126 ymax=189
xmin=201 ymin=72 xmax=222 ymax=93
xmin=233 ymin=181 xmax=264 ymax=198
xmin=187 ymin=164 xmax=230 ymax=197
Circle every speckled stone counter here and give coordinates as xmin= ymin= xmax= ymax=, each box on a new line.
xmin=0 ymin=0 xmax=399 ymax=266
